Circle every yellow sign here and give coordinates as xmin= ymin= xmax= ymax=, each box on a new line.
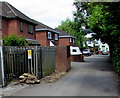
xmin=28 ymin=50 xmax=32 ymax=59
xmin=28 ymin=50 xmax=32 ymax=56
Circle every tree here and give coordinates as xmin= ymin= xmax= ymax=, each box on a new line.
xmin=73 ymin=0 xmax=92 ymax=48
xmin=57 ymin=18 xmax=88 ymax=48
xmin=3 ymin=35 xmax=26 ymax=46
xmin=73 ymin=0 xmax=90 ymax=34
xmin=56 ymin=1 xmax=90 ymax=48
xmin=87 ymin=2 xmax=120 ymax=74
xmin=71 ymin=1 xmax=120 ymax=73
xmin=57 ymin=18 xmax=76 ymax=36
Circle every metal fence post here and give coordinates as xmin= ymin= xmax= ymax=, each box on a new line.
xmin=0 ymin=45 xmax=5 ymax=87
xmin=35 ymin=46 xmax=38 ymax=77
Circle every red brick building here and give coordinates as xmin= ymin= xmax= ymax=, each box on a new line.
xmin=36 ymin=21 xmax=59 ymax=46
xmin=1 ymin=2 xmax=40 ymax=45
xmin=55 ymin=29 xmax=84 ymax=62
xmin=55 ymin=29 xmax=76 ymax=46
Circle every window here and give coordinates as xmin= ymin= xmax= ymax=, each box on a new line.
xmin=31 ymin=26 xmax=34 ymax=33
xmin=95 ymin=41 xmax=98 ymax=44
xmin=73 ymin=49 xmax=77 ymax=52
xmin=73 ymin=39 xmax=75 ymax=43
xmin=28 ymin=25 xmax=34 ymax=34
xmin=48 ymin=32 xmax=52 ymax=39
xmin=70 ymin=38 xmax=72 ymax=43
xmin=55 ymin=34 xmax=58 ymax=40
xmin=88 ymin=40 xmax=91 ymax=44
xmin=20 ymin=22 xmax=23 ymax=32
xmin=28 ymin=25 xmax=30 ymax=33
xmin=102 ymin=45 xmax=105 ymax=47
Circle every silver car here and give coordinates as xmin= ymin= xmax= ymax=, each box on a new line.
xmin=102 ymin=50 xmax=108 ymax=55
xmin=82 ymin=49 xmax=91 ymax=56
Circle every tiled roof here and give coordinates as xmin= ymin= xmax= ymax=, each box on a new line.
xmin=55 ymin=28 xmax=76 ymax=38
xmin=26 ymin=39 xmax=40 ymax=45
xmin=35 ymin=20 xmax=60 ymax=34
xmin=1 ymin=2 xmax=37 ymax=24
xmin=55 ymin=29 xmax=69 ymax=36
xmin=35 ymin=20 xmax=53 ymax=30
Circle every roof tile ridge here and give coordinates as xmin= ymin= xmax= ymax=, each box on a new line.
xmin=5 ymin=2 xmax=17 ymax=16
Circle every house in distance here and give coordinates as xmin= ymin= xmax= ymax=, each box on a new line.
xmin=35 ymin=21 xmax=60 ymax=46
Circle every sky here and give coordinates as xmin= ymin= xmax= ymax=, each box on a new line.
xmin=3 ymin=0 xmax=76 ymax=28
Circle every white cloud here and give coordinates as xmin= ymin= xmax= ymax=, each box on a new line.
xmin=2 ymin=0 xmax=76 ymax=28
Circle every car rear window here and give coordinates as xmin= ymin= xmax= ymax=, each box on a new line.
xmin=73 ymin=49 xmax=77 ymax=52
xmin=83 ymin=49 xmax=88 ymax=51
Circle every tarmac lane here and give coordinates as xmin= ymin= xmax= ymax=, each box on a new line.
xmin=4 ymin=55 xmax=119 ymax=96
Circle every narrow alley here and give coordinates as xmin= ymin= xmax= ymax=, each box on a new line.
xmin=10 ymin=55 xmax=118 ymax=96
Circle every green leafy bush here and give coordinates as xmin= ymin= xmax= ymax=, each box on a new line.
xmin=3 ymin=35 xmax=26 ymax=46
xmin=111 ymin=46 xmax=120 ymax=75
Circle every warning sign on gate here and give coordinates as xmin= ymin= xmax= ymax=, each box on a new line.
xmin=28 ymin=50 xmax=32 ymax=59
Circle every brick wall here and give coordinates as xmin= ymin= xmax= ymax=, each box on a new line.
xmin=36 ymin=31 xmax=49 ymax=46
xmin=17 ymin=20 xmax=36 ymax=39
xmin=7 ymin=19 xmax=18 ymax=35
xmin=71 ymin=55 xmax=84 ymax=62
xmin=55 ymin=46 xmax=71 ymax=72
xmin=59 ymin=37 xmax=74 ymax=46
xmin=36 ymin=31 xmax=59 ymax=46
xmin=2 ymin=19 xmax=8 ymax=37
xmin=59 ymin=38 xmax=70 ymax=46
xmin=2 ymin=18 xmax=36 ymax=39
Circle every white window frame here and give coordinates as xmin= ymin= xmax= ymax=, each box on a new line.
xmin=70 ymin=38 xmax=72 ymax=43
xmin=48 ymin=32 xmax=52 ymax=39
xmin=73 ymin=39 xmax=75 ymax=43
xmin=55 ymin=34 xmax=58 ymax=40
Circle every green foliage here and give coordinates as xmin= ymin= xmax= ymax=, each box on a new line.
xmin=57 ymin=1 xmax=120 ymax=75
xmin=57 ymin=18 xmax=87 ymax=48
xmin=56 ymin=1 xmax=91 ymax=48
xmin=57 ymin=18 xmax=76 ymax=36
xmin=3 ymin=35 xmax=26 ymax=46
xmin=87 ymin=2 xmax=120 ymax=74
xmin=28 ymin=41 xmax=33 ymax=46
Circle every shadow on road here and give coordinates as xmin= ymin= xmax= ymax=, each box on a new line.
xmin=83 ymin=55 xmax=114 ymax=72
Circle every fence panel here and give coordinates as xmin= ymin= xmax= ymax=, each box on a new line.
xmin=3 ymin=47 xmax=29 ymax=82
xmin=32 ymin=46 xmax=42 ymax=79
xmin=42 ymin=47 xmax=56 ymax=77
xmin=3 ymin=46 xmax=56 ymax=84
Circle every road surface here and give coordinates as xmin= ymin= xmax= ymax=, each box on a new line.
xmin=12 ymin=55 xmax=118 ymax=96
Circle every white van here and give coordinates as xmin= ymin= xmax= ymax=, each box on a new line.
xmin=70 ymin=46 xmax=82 ymax=55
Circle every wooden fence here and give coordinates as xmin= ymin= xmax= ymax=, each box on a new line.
xmin=3 ymin=46 xmax=56 ymax=84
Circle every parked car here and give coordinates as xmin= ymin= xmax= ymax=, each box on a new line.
xmin=82 ymin=49 xmax=91 ymax=56
xmin=102 ymin=50 xmax=108 ymax=55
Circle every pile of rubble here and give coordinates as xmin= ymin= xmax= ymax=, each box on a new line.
xmin=19 ymin=73 xmax=40 ymax=84
xmin=42 ymin=72 xmax=67 ymax=83
xmin=19 ymin=72 xmax=67 ymax=84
